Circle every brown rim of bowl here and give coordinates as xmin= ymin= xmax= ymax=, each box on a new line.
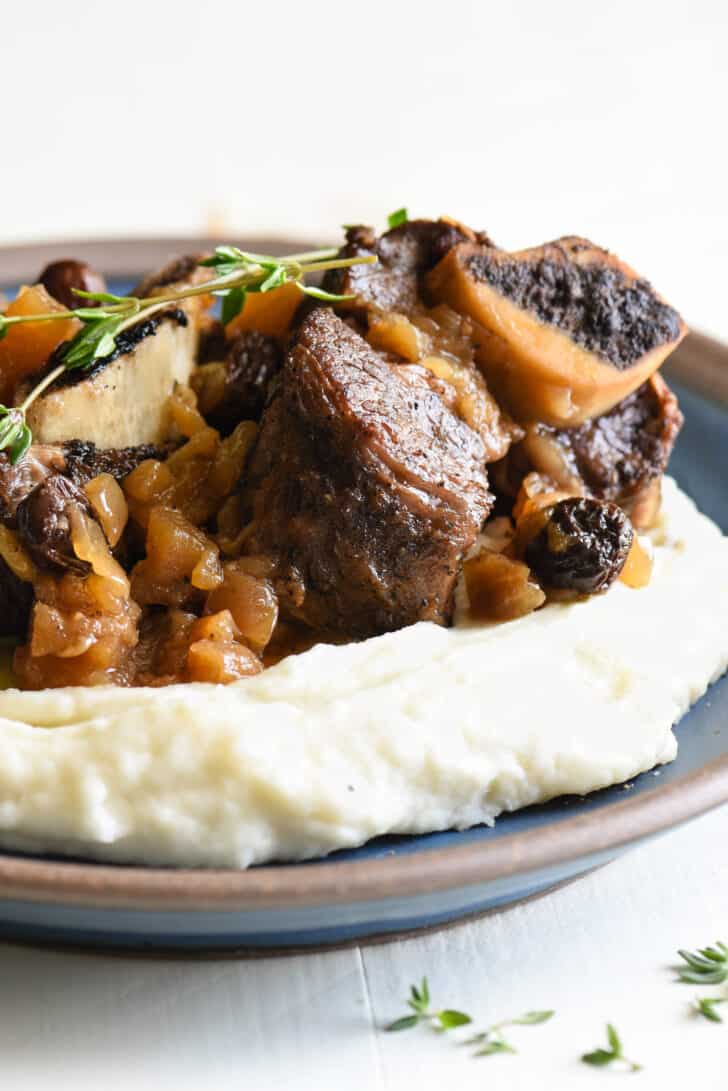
xmin=0 ymin=235 xmax=319 ymax=283
xmin=0 ymin=237 xmax=725 ymax=912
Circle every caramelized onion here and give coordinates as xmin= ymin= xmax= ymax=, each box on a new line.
xmin=620 ymin=534 xmax=654 ymax=588
xmin=167 ymin=384 xmax=208 ymax=438
xmin=69 ymin=508 xmax=129 ymax=597
xmin=464 ymin=551 xmax=545 ymax=621
xmin=186 ymin=638 xmax=262 ymax=684
xmin=207 ymin=420 xmax=257 ymax=499
xmin=124 ymin=459 xmax=176 ymax=504
xmin=190 ymin=547 xmax=224 ymax=591
xmin=191 ymin=360 xmax=228 ymax=417
xmin=30 ymin=603 xmax=97 ymax=658
xmin=520 ymin=428 xmax=583 ymax=492
xmin=367 ymin=313 xmax=424 ymax=361
xmin=0 ymin=524 xmax=38 ymax=583
xmin=85 ymin=473 xmax=129 ymax=548
xmin=131 ymin=506 xmax=223 ymax=607
xmin=205 ymin=563 xmax=278 ymax=653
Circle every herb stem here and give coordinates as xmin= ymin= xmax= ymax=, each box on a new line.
xmin=296 ymin=255 xmax=374 ymax=275
xmin=140 ymin=275 xmax=245 ymax=307
xmin=0 ymin=242 xmax=375 ymax=464
xmin=0 ymin=310 xmax=82 ymax=327
xmin=279 ymin=247 xmax=340 ymax=263
xmin=18 ymin=363 xmax=66 ymax=412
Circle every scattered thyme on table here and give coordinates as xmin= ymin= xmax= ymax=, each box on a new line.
xmin=676 ymin=940 xmax=728 ymax=1023
xmin=384 ymin=977 xmax=554 ymax=1058
xmin=384 ymin=943 xmax=728 ymax=1073
xmin=581 ymin=1023 xmax=642 ymax=1073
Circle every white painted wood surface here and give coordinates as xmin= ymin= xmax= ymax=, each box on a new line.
xmin=0 ymin=1 xmax=726 ymax=1086
xmin=0 ymin=808 xmax=725 ymax=1089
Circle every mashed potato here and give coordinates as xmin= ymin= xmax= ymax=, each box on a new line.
xmin=0 ymin=477 xmax=725 ymax=868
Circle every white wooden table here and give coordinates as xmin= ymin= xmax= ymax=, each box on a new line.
xmin=0 ymin=2 xmax=726 ymax=1087
xmin=0 ymin=807 xmax=726 ymax=1089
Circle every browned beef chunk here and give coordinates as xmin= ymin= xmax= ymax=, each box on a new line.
xmin=197 ymin=317 xmax=227 ymax=364
xmin=204 ymin=330 xmax=283 ymax=432
xmin=244 ymin=308 xmax=493 ymax=637
xmin=493 ymin=374 xmax=682 ymax=513
xmin=132 ymin=253 xmax=204 ymax=298
xmin=541 ymin=374 xmax=682 ymax=502
xmin=0 ymin=558 xmax=33 ymax=637
xmin=323 ymin=219 xmax=489 ymax=315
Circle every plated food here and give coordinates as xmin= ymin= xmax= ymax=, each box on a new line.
xmin=0 ymin=215 xmax=726 ymax=868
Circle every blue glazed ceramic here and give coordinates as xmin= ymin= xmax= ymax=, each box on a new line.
xmin=0 ymin=242 xmax=725 ymax=953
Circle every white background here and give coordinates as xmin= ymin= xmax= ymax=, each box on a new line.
xmin=1 ymin=1 xmax=727 ymax=1087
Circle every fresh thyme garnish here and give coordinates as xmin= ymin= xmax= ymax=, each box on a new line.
xmin=0 ymin=245 xmax=375 ymax=464
xmin=387 ymin=207 xmax=408 ymax=229
xmin=581 ymin=1024 xmax=642 ymax=1072
xmin=0 ymin=408 xmax=31 ymax=465
xmin=385 ymin=977 xmax=472 ymax=1032
xmin=464 ymin=1009 xmax=554 ymax=1058
xmin=385 ymin=979 xmax=553 ymax=1059
xmin=676 ymin=942 xmax=728 ymax=985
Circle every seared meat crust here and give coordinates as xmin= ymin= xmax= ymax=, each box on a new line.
xmin=244 ymin=308 xmax=493 ymax=637
xmin=132 ymin=254 xmax=205 ymax=298
xmin=323 ymin=219 xmax=485 ymax=315
xmin=205 ymin=330 xmax=283 ymax=432
xmin=495 ymin=374 xmax=682 ymax=511
xmin=541 ymin=373 xmax=683 ymax=502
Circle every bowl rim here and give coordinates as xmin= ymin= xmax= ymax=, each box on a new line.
xmin=0 ymin=236 xmax=726 ymax=912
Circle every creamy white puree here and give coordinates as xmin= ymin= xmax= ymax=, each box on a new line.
xmin=0 ymin=478 xmax=725 ymax=868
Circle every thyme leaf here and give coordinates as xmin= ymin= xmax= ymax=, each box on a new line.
xmin=387 ymin=207 xmax=408 ymax=228
xmin=677 ymin=942 xmax=728 ymax=985
xmin=581 ymin=1024 xmax=642 ymax=1072
xmin=384 ymin=977 xmax=471 ymax=1033
xmin=695 ymin=996 xmax=726 ymax=1023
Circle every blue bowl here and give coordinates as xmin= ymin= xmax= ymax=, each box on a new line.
xmin=0 ymin=244 xmax=725 ymax=952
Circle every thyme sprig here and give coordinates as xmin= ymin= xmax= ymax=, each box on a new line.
xmin=385 ymin=977 xmax=472 ymax=1032
xmin=387 ymin=207 xmax=408 ymax=228
xmin=694 ymin=996 xmax=726 ymax=1023
xmin=676 ymin=940 xmax=728 ymax=1023
xmin=463 ymin=1009 xmax=554 ymax=1058
xmin=0 ymin=245 xmax=374 ymax=464
xmin=581 ymin=1023 xmax=642 ymax=1072
xmin=385 ymin=978 xmax=553 ymax=1059
xmin=676 ymin=942 xmax=728 ymax=985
